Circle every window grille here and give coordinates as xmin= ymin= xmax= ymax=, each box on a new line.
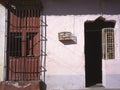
xmin=102 ymin=28 xmax=115 ymax=60
xmin=7 ymin=9 xmax=40 ymax=81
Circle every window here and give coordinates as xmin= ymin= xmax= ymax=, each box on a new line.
xmin=7 ymin=9 xmax=40 ymax=81
xmin=102 ymin=28 xmax=115 ymax=60
xmin=26 ymin=32 xmax=37 ymax=56
xmin=9 ymin=32 xmax=38 ymax=57
xmin=9 ymin=32 xmax=22 ymax=57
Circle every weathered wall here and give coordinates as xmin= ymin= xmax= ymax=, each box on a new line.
xmin=0 ymin=4 xmax=6 ymax=81
xmin=102 ymin=15 xmax=120 ymax=88
xmin=0 ymin=0 xmax=120 ymax=90
xmin=45 ymin=15 xmax=85 ymax=90
xmin=0 ymin=81 xmax=41 ymax=90
xmin=41 ymin=0 xmax=120 ymax=89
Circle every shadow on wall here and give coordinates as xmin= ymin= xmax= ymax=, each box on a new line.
xmin=41 ymin=0 xmax=120 ymax=15
xmin=60 ymin=40 xmax=77 ymax=45
xmin=40 ymin=81 xmax=47 ymax=90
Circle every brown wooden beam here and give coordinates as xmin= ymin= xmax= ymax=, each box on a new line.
xmin=0 ymin=0 xmax=43 ymax=10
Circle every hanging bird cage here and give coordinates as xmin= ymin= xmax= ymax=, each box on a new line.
xmin=58 ymin=32 xmax=77 ymax=43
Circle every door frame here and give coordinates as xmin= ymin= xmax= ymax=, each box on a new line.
xmin=84 ymin=16 xmax=116 ymax=87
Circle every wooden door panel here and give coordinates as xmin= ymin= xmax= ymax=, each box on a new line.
xmin=8 ymin=57 xmax=39 ymax=80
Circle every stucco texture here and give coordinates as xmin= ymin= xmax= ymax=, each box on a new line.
xmin=0 ymin=4 xmax=5 ymax=81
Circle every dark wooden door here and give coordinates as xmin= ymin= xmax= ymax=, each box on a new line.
xmin=7 ymin=9 xmax=40 ymax=81
xmin=85 ymin=30 xmax=102 ymax=87
xmin=85 ymin=20 xmax=103 ymax=87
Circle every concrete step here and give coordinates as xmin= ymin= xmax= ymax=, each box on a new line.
xmin=0 ymin=81 xmax=43 ymax=90
xmin=79 ymin=83 xmax=120 ymax=90
xmin=80 ymin=88 xmax=120 ymax=90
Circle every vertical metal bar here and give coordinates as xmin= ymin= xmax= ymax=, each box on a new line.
xmin=39 ymin=9 xmax=41 ymax=80
xmin=34 ymin=56 xmax=35 ymax=80
xmin=34 ymin=9 xmax=36 ymax=80
xmin=11 ymin=11 xmax=14 ymax=80
xmin=19 ymin=9 xmax=22 ymax=80
xmin=5 ymin=8 xmax=8 ymax=81
xmin=9 ymin=12 xmax=12 ymax=80
xmin=108 ymin=29 xmax=110 ymax=59
xmin=24 ymin=9 xmax=29 ymax=80
xmin=26 ymin=9 xmax=30 ymax=80
xmin=44 ymin=12 xmax=47 ymax=82
xmin=13 ymin=11 xmax=15 ymax=80
xmin=18 ymin=9 xmax=20 ymax=80
xmin=102 ymin=28 xmax=104 ymax=59
xmin=6 ymin=9 xmax=8 ymax=80
xmin=24 ymin=9 xmax=27 ymax=80
xmin=29 ymin=56 xmax=31 ymax=80
xmin=18 ymin=9 xmax=22 ymax=80
xmin=106 ymin=29 xmax=108 ymax=59
xmin=30 ymin=10 xmax=32 ymax=80
xmin=21 ymin=9 xmax=25 ymax=80
xmin=30 ymin=56 xmax=32 ymax=80
xmin=110 ymin=29 xmax=111 ymax=58
xmin=36 ymin=56 xmax=39 ymax=80
xmin=15 ymin=9 xmax=18 ymax=80
xmin=8 ymin=11 xmax=11 ymax=80
xmin=30 ymin=9 xmax=32 ymax=80
xmin=16 ymin=10 xmax=18 ymax=80
xmin=37 ymin=9 xmax=40 ymax=79
xmin=113 ymin=30 xmax=115 ymax=59
xmin=16 ymin=9 xmax=19 ymax=80
xmin=37 ymin=12 xmax=39 ymax=80
xmin=40 ymin=14 xmax=43 ymax=81
xmin=32 ymin=9 xmax=34 ymax=80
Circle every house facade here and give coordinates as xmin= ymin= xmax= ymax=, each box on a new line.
xmin=0 ymin=0 xmax=120 ymax=90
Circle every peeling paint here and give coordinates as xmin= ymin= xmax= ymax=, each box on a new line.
xmin=10 ymin=83 xmax=31 ymax=88
xmin=1 ymin=0 xmax=120 ymax=90
xmin=0 ymin=81 xmax=41 ymax=90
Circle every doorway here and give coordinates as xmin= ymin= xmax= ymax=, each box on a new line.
xmin=84 ymin=17 xmax=116 ymax=87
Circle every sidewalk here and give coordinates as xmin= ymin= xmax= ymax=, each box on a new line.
xmin=80 ymin=83 xmax=120 ymax=90
xmin=79 ymin=88 xmax=120 ymax=90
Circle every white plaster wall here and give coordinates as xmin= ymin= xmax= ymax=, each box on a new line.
xmin=46 ymin=15 xmax=86 ymax=90
xmin=45 ymin=14 xmax=120 ymax=90
xmin=41 ymin=0 xmax=120 ymax=89
xmin=0 ymin=0 xmax=120 ymax=89
xmin=102 ymin=15 xmax=120 ymax=88
xmin=0 ymin=4 xmax=6 ymax=81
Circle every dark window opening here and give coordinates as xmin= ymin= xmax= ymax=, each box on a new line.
xmin=9 ymin=32 xmax=22 ymax=57
xmin=26 ymin=32 xmax=37 ymax=56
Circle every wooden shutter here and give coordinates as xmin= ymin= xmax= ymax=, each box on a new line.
xmin=7 ymin=9 xmax=40 ymax=81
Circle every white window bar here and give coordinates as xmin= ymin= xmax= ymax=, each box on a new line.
xmin=102 ymin=28 xmax=115 ymax=60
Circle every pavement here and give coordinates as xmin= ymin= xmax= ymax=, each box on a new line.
xmin=79 ymin=83 xmax=120 ymax=90
xmin=79 ymin=88 xmax=120 ymax=90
